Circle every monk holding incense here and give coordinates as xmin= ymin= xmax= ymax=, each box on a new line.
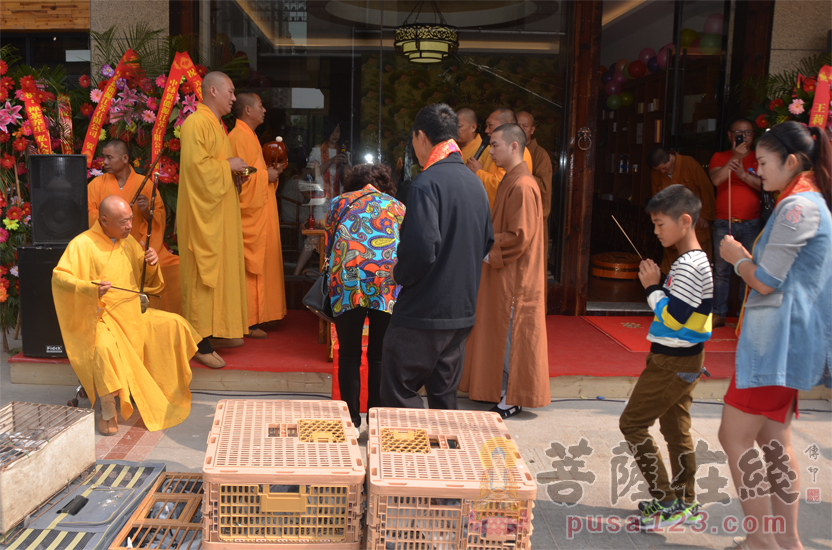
xmin=460 ymin=123 xmax=550 ymax=419
xmin=87 ymin=139 xmax=181 ymax=314
xmin=229 ymin=93 xmax=287 ymax=337
xmin=178 ymin=71 xmax=249 ymax=362
xmin=53 ymin=196 xmax=200 ymax=435
xmin=465 ymin=107 xmax=534 ymax=208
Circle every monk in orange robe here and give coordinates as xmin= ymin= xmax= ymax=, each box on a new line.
xmin=88 ymin=139 xmax=181 ymax=314
xmin=228 ymin=93 xmax=287 ymax=337
xmin=465 ymin=107 xmax=534 ymax=208
xmin=456 ymin=108 xmax=482 ymax=162
xmin=178 ymin=71 xmax=249 ymax=366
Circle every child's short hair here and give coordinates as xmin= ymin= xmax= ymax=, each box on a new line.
xmin=645 ymin=184 xmax=701 ymax=223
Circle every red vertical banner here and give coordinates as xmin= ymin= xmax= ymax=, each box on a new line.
xmin=57 ymin=93 xmax=73 ymax=154
xmin=808 ymin=65 xmax=831 ymax=129
xmin=21 ymin=92 xmax=52 ymax=154
xmin=151 ymin=52 xmax=204 ymax=160
xmin=81 ymin=49 xmax=139 ymax=166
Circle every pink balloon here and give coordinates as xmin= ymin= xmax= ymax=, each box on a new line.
xmin=613 ymin=71 xmax=627 ymax=84
xmin=605 ymin=80 xmax=621 ymax=96
xmin=657 ymin=44 xmax=674 ymax=69
xmin=704 ymin=13 xmax=724 ymax=35
xmin=638 ymin=47 xmax=657 ymax=65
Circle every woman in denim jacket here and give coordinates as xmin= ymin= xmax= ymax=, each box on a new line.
xmin=718 ymin=121 xmax=832 ymax=550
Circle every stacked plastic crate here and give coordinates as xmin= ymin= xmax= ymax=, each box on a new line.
xmin=202 ymin=400 xmax=365 ymax=549
xmin=366 ymin=408 xmax=537 ymax=550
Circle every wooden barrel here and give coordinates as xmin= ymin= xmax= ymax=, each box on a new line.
xmin=590 ymin=252 xmax=641 ymax=280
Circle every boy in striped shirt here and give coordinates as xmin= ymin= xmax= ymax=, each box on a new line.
xmin=619 ymin=184 xmax=713 ymax=530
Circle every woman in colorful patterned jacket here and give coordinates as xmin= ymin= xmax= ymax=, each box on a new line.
xmin=325 ymin=163 xmax=405 ymax=428
xmin=719 ymin=121 xmax=831 ymax=550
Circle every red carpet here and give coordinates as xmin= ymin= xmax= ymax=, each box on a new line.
xmin=11 ymin=311 xmax=734 ymax=382
xmin=190 ymin=310 xmax=331 ymax=373
xmin=582 ymin=315 xmax=739 ymax=353
xmin=548 ymin=316 xmax=735 ymax=379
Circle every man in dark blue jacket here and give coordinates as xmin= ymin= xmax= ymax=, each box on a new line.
xmin=380 ymin=103 xmax=494 ymax=409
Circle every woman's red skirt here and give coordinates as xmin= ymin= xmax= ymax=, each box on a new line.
xmin=724 ymin=373 xmax=799 ymax=423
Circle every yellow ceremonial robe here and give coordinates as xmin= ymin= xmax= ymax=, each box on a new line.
xmin=228 ymin=120 xmax=287 ymax=325
xmin=52 ymin=222 xmax=200 ymax=431
xmin=88 ymin=168 xmax=182 ymax=314
xmin=178 ymin=103 xmax=248 ymax=338
xmin=477 ymin=146 xmax=534 ymax=208
xmin=460 ymin=134 xmax=482 ymax=163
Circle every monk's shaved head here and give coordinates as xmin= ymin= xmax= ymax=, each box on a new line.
xmin=494 ymin=123 xmax=527 ymax=154
xmin=99 ymin=195 xmax=134 ymax=239
xmin=232 ymin=92 xmax=258 ymax=118
xmin=492 ymin=107 xmax=517 ymax=125
xmin=485 ymin=107 xmax=516 ymax=137
xmin=103 ymin=139 xmax=129 ymax=158
xmin=457 ymin=108 xmax=477 ymax=126
xmin=201 ymin=71 xmax=231 ymax=96
xmin=516 ymin=111 xmax=536 ymax=144
xmin=99 ymin=195 xmax=131 ymax=218
xmin=202 ymin=71 xmax=236 ymax=117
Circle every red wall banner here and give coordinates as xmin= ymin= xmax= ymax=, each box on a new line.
xmin=20 ymin=92 xmax=52 ymax=154
xmin=808 ymin=65 xmax=831 ymax=129
xmin=151 ymin=51 xmax=203 ymax=161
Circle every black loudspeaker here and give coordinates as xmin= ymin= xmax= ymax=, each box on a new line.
xmin=18 ymin=245 xmax=67 ymax=358
xmin=29 ymin=154 xmax=88 ymax=245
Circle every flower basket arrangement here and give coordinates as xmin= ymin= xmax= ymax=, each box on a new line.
xmin=0 ymin=25 xmax=247 ymax=350
xmin=745 ymin=53 xmax=832 ymax=135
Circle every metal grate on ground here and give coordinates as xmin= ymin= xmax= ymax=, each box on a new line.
xmin=202 ymin=400 xmax=365 ymax=548
xmin=367 ymin=408 xmax=537 ymax=550
xmin=109 ymin=472 xmax=204 ymax=549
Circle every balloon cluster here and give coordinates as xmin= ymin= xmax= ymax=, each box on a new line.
xmin=600 ymin=13 xmax=724 ymax=110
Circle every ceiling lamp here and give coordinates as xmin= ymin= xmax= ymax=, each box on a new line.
xmin=394 ymin=1 xmax=459 ymax=64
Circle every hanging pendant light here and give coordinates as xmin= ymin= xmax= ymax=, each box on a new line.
xmin=394 ymin=1 xmax=459 ymax=64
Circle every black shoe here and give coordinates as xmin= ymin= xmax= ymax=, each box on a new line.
xmin=490 ymin=404 xmax=523 ymax=419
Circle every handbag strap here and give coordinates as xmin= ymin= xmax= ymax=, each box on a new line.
xmin=325 ymin=189 xmax=379 ymax=266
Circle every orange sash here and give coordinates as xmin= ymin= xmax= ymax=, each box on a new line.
xmin=422 ymin=139 xmax=462 ymax=171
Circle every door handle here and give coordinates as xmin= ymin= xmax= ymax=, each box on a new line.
xmin=577 ymin=127 xmax=592 ymax=151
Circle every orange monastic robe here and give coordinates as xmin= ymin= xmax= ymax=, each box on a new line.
xmin=87 ymin=168 xmax=181 ymax=314
xmin=460 ymin=163 xmax=550 ymax=408
xmin=460 ymin=134 xmax=483 ymax=163
xmin=177 ymin=103 xmax=248 ymax=338
xmin=477 ymin=146 xmax=534 ymax=208
xmin=228 ymin=120 xmax=287 ymax=326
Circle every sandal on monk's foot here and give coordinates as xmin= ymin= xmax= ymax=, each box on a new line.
xmin=98 ymin=416 xmax=118 ymax=436
xmin=246 ymin=328 xmax=267 ymax=339
xmin=490 ymin=404 xmax=523 ymax=419
xmin=194 ymin=352 xmax=225 ymax=369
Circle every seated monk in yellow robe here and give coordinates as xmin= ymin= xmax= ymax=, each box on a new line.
xmin=228 ymin=92 xmax=287 ymax=337
xmin=465 ymin=107 xmax=533 ymax=208
xmin=178 ymin=71 xmax=249 ymax=360
xmin=456 ymin=108 xmax=483 ymax=162
xmin=88 ymin=138 xmax=181 ymax=315
xmin=53 ymin=196 xmax=200 ymax=435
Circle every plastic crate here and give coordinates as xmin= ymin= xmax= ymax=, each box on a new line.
xmin=366 ymin=408 xmax=537 ymax=550
xmin=202 ymin=400 xmax=365 ymax=549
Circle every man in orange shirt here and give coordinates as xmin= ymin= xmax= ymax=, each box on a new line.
xmin=87 ymin=139 xmax=181 ymax=314
xmin=229 ymin=93 xmax=287 ymax=337
xmin=708 ymin=118 xmax=762 ymax=327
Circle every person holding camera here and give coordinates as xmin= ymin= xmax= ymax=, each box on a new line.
xmin=708 ymin=118 xmax=763 ymax=328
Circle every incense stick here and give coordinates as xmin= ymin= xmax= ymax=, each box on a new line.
xmin=92 ymin=282 xmax=160 ymax=298
xmin=611 ymin=215 xmax=644 ymax=260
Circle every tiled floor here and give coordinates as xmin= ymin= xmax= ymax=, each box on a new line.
xmin=2 ymin=330 xmax=831 ymax=549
